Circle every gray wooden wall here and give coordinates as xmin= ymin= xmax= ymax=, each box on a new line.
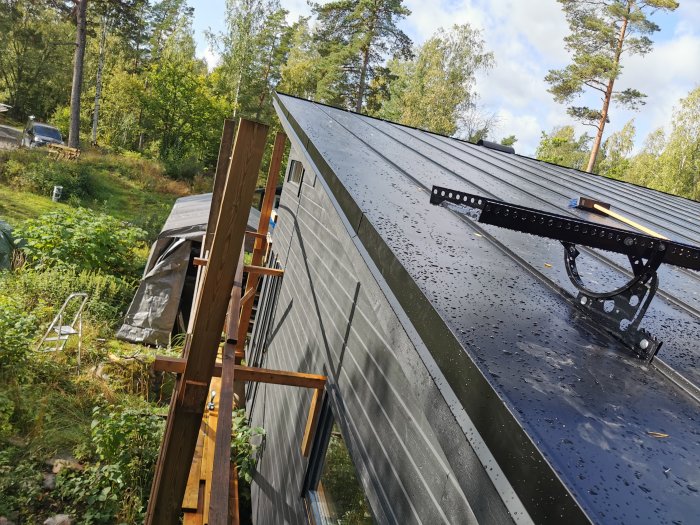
xmin=247 ymin=149 xmax=483 ymax=525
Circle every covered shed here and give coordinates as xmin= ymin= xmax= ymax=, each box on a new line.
xmin=244 ymin=93 xmax=700 ymax=524
xmin=117 ymin=193 xmax=261 ymax=346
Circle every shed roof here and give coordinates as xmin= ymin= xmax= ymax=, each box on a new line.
xmin=274 ymin=92 xmax=700 ymax=524
xmin=159 ymin=193 xmax=261 ymax=240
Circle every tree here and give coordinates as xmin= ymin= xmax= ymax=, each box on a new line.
xmin=278 ymin=17 xmax=321 ymax=99
xmin=651 ymin=87 xmax=700 ymax=199
xmin=535 ymin=126 xmax=592 ymax=170
xmin=0 ymin=2 xmax=74 ymax=121
xmin=598 ymin=119 xmax=635 ymax=179
xmin=312 ymin=0 xmax=412 ymax=113
xmin=500 ymin=135 xmax=517 ymax=147
xmin=144 ymin=20 xmax=230 ymax=170
xmin=378 ymin=24 xmax=493 ymax=136
xmin=545 ymin=0 xmax=679 ymax=173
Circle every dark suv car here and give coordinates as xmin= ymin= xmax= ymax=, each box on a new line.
xmin=22 ymin=120 xmax=64 ymax=148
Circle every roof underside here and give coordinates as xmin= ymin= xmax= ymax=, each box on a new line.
xmin=275 ymin=93 xmax=700 ymax=524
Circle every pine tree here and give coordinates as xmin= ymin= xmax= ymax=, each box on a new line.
xmin=545 ymin=0 xmax=678 ymax=173
xmin=535 ymin=126 xmax=592 ymax=170
xmin=312 ymin=0 xmax=412 ymax=113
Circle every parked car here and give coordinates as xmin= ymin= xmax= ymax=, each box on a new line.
xmin=22 ymin=119 xmax=64 ymax=148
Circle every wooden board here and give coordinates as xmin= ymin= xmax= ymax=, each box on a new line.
xmin=145 ymin=119 xmax=268 ymax=525
xmin=208 ymin=249 xmax=245 ymax=524
xmin=153 ymin=357 xmax=327 ymax=389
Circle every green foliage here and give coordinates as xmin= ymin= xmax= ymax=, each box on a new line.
xmin=0 ymin=2 xmax=74 ymax=121
xmin=0 ymin=294 xmax=38 ymax=381
xmin=0 ymin=149 xmax=91 ymax=198
xmin=379 ymin=24 xmax=494 ymax=136
xmin=0 ymin=266 xmax=136 ymax=327
xmin=0 ymin=391 xmax=14 ymax=440
xmin=56 ymin=405 xmax=165 ymax=524
xmin=231 ymin=408 xmax=265 ymax=483
xmin=500 ymin=135 xmax=517 ymax=147
xmin=0 ymin=447 xmax=44 ymax=519
xmin=15 ymin=207 xmax=147 ymax=276
xmin=536 ymin=126 xmax=592 ymax=170
xmin=599 ymin=119 xmax=636 ymax=179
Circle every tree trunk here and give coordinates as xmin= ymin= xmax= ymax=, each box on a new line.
xmin=68 ymin=0 xmax=88 ymax=149
xmin=356 ymin=44 xmax=370 ymax=113
xmin=585 ymin=10 xmax=630 ymax=173
xmin=91 ymin=16 xmax=107 ymax=146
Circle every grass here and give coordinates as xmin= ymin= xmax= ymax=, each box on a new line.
xmin=0 ymin=184 xmax=66 ymax=222
xmin=0 ymin=149 xmax=190 ymax=232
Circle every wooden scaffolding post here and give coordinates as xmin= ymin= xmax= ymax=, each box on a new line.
xmin=145 ymin=119 xmax=268 ymax=525
xmin=208 ymin=249 xmax=245 ymax=524
xmin=237 ymin=132 xmax=287 ymax=346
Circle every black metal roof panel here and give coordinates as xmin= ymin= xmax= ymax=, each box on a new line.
xmin=274 ymin=93 xmax=700 ymax=524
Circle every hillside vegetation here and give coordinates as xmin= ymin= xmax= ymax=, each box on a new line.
xmin=0 ymin=150 xmax=187 ymax=523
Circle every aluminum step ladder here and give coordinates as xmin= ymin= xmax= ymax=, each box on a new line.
xmin=36 ymin=292 xmax=88 ymax=366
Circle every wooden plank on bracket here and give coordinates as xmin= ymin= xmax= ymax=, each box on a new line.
xmin=153 ymin=357 xmax=327 ymax=389
xmin=145 ymin=119 xmax=268 ymax=525
xmin=208 ymin=249 xmax=245 ymax=525
xmin=230 ymin=464 xmax=240 ymax=525
xmin=205 ymin=119 xmax=236 ymax=252
xmin=301 ymin=387 xmax=324 ymax=457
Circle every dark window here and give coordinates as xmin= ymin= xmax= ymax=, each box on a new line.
xmin=288 ymin=159 xmax=305 ymax=184
xmin=33 ymin=124 xmax=62 ymax=141
xmin=304 ymin=400 xmax=374 ymax=525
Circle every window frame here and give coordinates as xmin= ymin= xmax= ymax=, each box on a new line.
xmin=301 ymin=394 xmax=374 ymax=525
xmin=287 ymin=159 xmax=305 ymax=186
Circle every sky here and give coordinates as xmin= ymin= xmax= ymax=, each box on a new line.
xmin=189 ymin=0 xmax=700 ymax=157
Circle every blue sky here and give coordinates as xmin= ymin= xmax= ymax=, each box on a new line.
xmin=189 ymin=0 xmax=700 ymax=156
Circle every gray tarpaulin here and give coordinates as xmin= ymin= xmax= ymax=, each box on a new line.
xmin=116 ymin=193 xmax=261 ymax=346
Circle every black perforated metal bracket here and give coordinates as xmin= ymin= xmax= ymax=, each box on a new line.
xmin=430 ymin=185 xmax=700 ymax=362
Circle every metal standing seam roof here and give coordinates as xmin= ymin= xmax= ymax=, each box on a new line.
xmin=273 ymin=92 xmax=700 ymax=524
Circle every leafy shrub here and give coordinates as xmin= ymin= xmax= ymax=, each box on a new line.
xmin=0 ymin=447 xmax=44 ymax=520
xmin=162 ymin=150 xmax=204 ymax=181
xmin=0 ymin=267 xmax=136 ymax=327
xmin=232 ymin=408 xmax=265 ymax=483
xmin=0 ymin=295 xmax=38 ymax=381
xmin=0 ymin=149 xmax=91 ymax=198
xmin=56 ymin=405 xmax=164 ymax=524
xmin=0 ymin=391 xmax=14 ymax=440
xmin=15 ymin=207 xmax=147 ymax=277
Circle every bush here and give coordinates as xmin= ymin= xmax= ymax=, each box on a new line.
xmin=162 ymin=151 xmax=204 ymax=181
xmin=0 ymin=267 xmax=136 ymax=327
xmin=56 ymin=404 xmax=164 ymax=524
xmin=15 ymin=207 xmax=147 ymax=277
xmin=0 ymin=149 xmax=91 ymax=199
xmin=0 ymin=294 xmax=38 ymax=381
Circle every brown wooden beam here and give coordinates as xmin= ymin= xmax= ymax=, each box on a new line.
xmin=154 ymin=356 xmax=326 ymax=390
xmin=301 ymin=388 xmax=324 ymax=457
xmin=237 ymin=133 xmax=287 ymax=349
xmin=205 ymin=119 xmax=236 ymax=252
xmin=208 ymin=250 xmax=244 ymax=525
xmin=145 ymin=119 xmax=268 ymax=525
xmin=243 ymin=265 xmax=284 ymax=277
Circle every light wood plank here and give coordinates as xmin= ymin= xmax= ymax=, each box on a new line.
xmin=301 ymin=388 xmax=324 ymax=457
xmin=154 ymin=357 xmax=327 ymax=389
